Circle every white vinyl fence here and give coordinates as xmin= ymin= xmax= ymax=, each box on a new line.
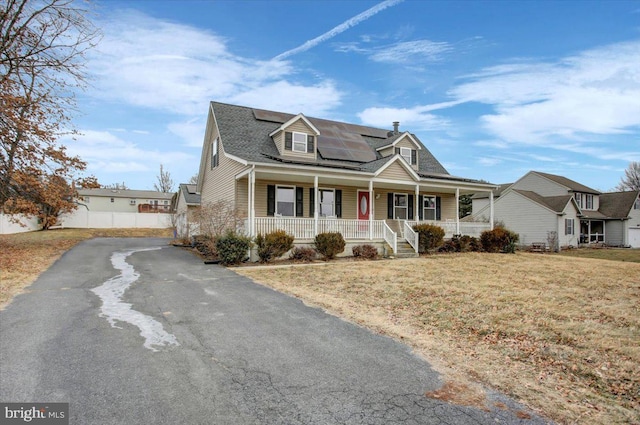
xmin=59 ymin=210 xmax=172 ymax=229
xmin=0 ymin=213 xmax=40 ymax=234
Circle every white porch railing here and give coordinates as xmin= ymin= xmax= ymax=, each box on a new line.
xmin=253 ymin=217 xmax=385 ymax=240
xmin=383 ymin=221 xmax=397 ymax=254
xmin=407 ymin=220 xmax=491 ymax=238
xmin=403 ymin=221 xmax=419 ymax=253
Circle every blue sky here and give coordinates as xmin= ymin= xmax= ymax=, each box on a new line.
xmin=67 ymin=0 xmax=640 ymax=192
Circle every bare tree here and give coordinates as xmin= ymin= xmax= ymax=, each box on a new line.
xmin=103 ymin=181 xmax=128 ymax=190
xmin=154 ymin=164 xmax=174 ymax=193
xmin=188 ymin=173 xmax=199 ymax=185
xmin=192 ymin=200 xmax=244 ymax=239
xmin=0 ymin=0 xmax=100 ymax=217
xmin=615 ymin=161 xmax=640 ymax=192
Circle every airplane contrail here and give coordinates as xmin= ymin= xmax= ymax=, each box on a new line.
xmin=273 ymin=0 xmax=404 ymax=61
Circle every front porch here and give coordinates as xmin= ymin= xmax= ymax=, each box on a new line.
xmin=246 ymin=216 xmax=491 ymax=254
xmin=580 ymin=219 xmax=605 ymax=244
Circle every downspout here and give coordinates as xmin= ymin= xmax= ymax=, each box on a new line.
xmin=455 ymin=188 xmax=460 ymax=235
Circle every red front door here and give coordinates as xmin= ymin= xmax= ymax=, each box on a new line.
xmin=357 ymin=191 xmax=370 ymax=220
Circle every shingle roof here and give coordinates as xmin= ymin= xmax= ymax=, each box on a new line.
xmin=179 ymin=184 xmax=201 ymax=205
xmin=472 ymin=183 xmax=513 ymax=199
xmin=77 ymin=188 xmax=174 ymax=200
xmin=598 ymin=191 xmax=639 ymax=219
xmin=211 ymin=102 xmax=450 ymax=176
xmin=514 ymin=190 xmax=575 ymax=213
xmin=534 ymin=171 xmax=600 ymax=194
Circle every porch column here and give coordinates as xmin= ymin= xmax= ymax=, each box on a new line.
xmin=369 ymin=180 xmax=374 ymax=240
xmin=455 ymin=188 xmax=460 ymax=235
xmin=489 ymin=191 xmax=494 ymax=230
xmin=415 ymin=184 xmax=419 ymax=222
xmin=314 ymin=175 xmax=318 ymax=237
xmin=249 ymin=168 xmax=256 ymax=237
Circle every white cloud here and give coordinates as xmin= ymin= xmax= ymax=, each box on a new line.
xmin=473 ymin=140 xmax=509 ymax=149
xmin=449 ymin=40 xmax=640 ymax=146
xmin=88 ymin=11 xmax=341 ymax=116
xmin=357 ymin=105 xmax=449 ymax=131
xmin=168 ymin=118 xmax=206 ymax=148
xmin=369 ymin=40 xmax=452 ymax=63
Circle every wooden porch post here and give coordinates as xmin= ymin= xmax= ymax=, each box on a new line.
xmin=490 ymin=191 xmax=494 ymax=230
xmin=369 ymin=180 xmax=373 ymax=240
xmin=455 ymin=188 xmax=460 ymax=235
xmin=314 ymin=176 xmax=318 ymax=237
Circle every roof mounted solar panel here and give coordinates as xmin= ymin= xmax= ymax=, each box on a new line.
xmin=316 ymin=134 xmax=377 ymax=162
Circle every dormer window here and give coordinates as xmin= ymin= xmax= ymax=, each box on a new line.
xmin=585 ymin=194 xmax=593 ymax=210
xmin=395 ymin=147 xmax=417 ymax=165
xmin=285 ymin=131 xmax=315 ymax=154
xmin=574 ymin=193 xmax=583 ymax=209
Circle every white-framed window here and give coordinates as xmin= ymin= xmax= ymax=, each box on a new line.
xmin=400 ymin=147 xmax=412 ymax=164
xmin=110 ymin=198 xmax=114 ymax=203
xmin=423 ymin=195 xmax=436 ymax=220
xmin=164 ymin=200 xmax=169 ymax=205
xmin=635 ymin=196 xmax=640 ymax=210
xmin=394 ymin=193 xmax=408 ymax=219
xmin=585 ymin=194 xmax=593 ymax=210
xmin=318 ymin=188 xmax=335 ymax=217
xmin=211 ymin=138 xmax=219 ymax=168
xmin=276 ymin=186 xmax=295 ymax=217
xmin=129 ymin=199 xmax=136 ymax=205
xmin=292 ymin=132 xmax=307 ymax=153
xmin=565 ymin=218 xmax=575 ymax=235
xmin=574 ymin=193 xmax=583 ymax=209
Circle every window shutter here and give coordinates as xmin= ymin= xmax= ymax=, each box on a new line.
xmin=295 ymin=187 xmax=304 ymax=217
xmin=335 ymin=190 xmax=342 ymax=218
xmin=418 ymin=195 xmax=424 ymax=220
xmin=436 ymin=196 xmax=441 ymax=220
xmin=395 ymin=147 xmax=401 ymax=155
xmin=387 ymin=193 xmax=394 ymax=219
xmin=309 ymin=188 xmax=315 ymax=217
xmin=285 ymin=132 xmax=292 ymax=150
xmin=267 ymin=185 xmax=275 ymax=216
xmin=408 ymin=194 xmax=414 ymax=220
xmin=307 ymin=135 xmax=315 ymax=153
xmin=411 ymin=149 xmax=417 ymax=165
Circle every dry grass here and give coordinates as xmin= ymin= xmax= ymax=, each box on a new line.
xmin=0 ymin=228 xmax=172 ymax=309
xmin=236 ymin=253 xmax=640 ymax=425
xmin=559 ymin=247 xmax=640 ymax=263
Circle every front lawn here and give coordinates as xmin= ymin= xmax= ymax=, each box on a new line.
xmin=558 ymin=247 xmax=640 ymax=263
xmin=236 ymin=252 xmax=640 ymax=425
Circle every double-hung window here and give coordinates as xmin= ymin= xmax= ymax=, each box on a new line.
xmin=423 ymin=196 xmax=436 ymax=220
xmin=211 ymin=138 xmax=219 ymax=168
xmin=565 ymin=218 xmax=575 ymax=235
xmin=276 ymin=186 xmax=295 ymax=216
xmin=318 ymin=189 xmax=335 ymax=217
xmin=635 ymin=196 xmax=640 ymax=210
xmin=585 ymin=194 xmax=593 ymax=210
xmin=292 ymin=132 xmax=307 ymax=153
xmin=574 ymin=193 xmax=583 ymax=209
xmin=400 ymin=147 xmax=412 ymax=164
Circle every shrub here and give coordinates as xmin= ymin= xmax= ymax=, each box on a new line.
xmin=289 ymin=246 xmax=317 ymax=262
xmin=480 ymin=227 xmax=519 ymax=253
xmin=412 ymin=224 xmax=445 ymax=253
xmin=314 ymin=232 xmax=346 ymax=260
xmin=438 ymin=239 xmax=458 ymax=253
xmin=215 ymin=230 xmax=251 ymax=265
xmin=352 ymin=244 xmax=379 ymax=260
xmin=255 ymin=230 xmax=294 ymax=263
xmin=192 ymin=235 xmax=217 ymax=259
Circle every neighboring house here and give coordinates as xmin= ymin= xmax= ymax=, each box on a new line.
xmin=174 ymin=183 xmax=201 ymax=238
xmin=77 ymin=188 xmax=174 ymax=213
xmin=473 ymin=170 xmax=640 ymax=248
xmin=195 ymin=101 xmax=497 ymax=256
xmin=471 ymin=183 xmax=512 ymax=217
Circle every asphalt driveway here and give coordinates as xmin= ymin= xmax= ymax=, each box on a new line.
xmin=1 ymin=238 xmax=549 ymax=424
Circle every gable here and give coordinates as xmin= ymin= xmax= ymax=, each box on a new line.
xmin=375 ymin=158 xmax=418 ymax=182
xmin=511 ymin=172 xmax=572 ymax=197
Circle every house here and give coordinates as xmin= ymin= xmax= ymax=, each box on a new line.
xmin=77 ymin=188 xmax=174 ymax=213
xmin=472 ymin=170 xmax=640 ymax=248
xmin=174 ymin=183 xmax=201 ymax=238
xmin=195 ymin=101 xmax=496 ymax=256
xmin=471 ymin=183 xmax=512 ymax=216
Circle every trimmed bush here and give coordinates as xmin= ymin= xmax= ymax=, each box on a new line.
xmin=352 ymin=244 xmax=379 ymax=260
xmin=480 ymin=227 xmax=519 ymax=253
xmin=289 ymin=246 xmax=317 ymax=262
xmin=314 ymin=232 xmax=346 ymax=260
xmin=255 ymin=230 xmax=294 ymax=263
xmin=412 ymin=224 xmax=445 ymax=253
xmin=215 ymin=230 xmax=251 ymax=265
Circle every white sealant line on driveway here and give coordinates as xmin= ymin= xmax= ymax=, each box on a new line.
xmin=92 ymin=247 xmax=179 ymax=352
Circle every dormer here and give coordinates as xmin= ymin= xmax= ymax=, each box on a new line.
xmin=375 ymin=123 xmax=422 ymax=171
xmin=574 ymin=192 xmax=599 ymax=211
xmin=269 ymin=113 xmax=320 ymax=160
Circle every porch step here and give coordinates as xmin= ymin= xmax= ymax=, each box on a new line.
xmin=392 ymin=240 xmax=419 ymax=258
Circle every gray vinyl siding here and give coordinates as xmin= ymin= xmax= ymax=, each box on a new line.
xmin=472 ymin=198 xmax=489 ymax=216
xmin=605 ymin=220 xmax=624 ymax=246
xmin=494 ymin=191 xmax=558 ymax=246
xmin=512 ymin=173 xmax=568 ymax=197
